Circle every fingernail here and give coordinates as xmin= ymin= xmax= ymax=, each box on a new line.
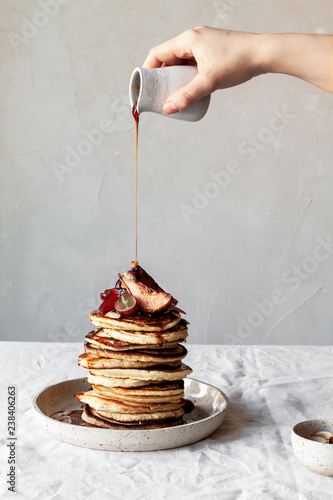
xmin=163 ymin=101 xmax=179 ymax=114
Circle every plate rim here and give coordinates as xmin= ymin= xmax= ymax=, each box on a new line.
xmin=32 ymin=376 xmax=229 ymax=436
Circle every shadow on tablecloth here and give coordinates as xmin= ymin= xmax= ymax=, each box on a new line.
xmin=209 ymin=399 xmax=275 ymax=444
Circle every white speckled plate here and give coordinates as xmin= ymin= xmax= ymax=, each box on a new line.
xmin=32 ymin=377 xmax=228 ymax=452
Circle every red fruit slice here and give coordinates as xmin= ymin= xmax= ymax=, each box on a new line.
xmin=98 ymin=289 xmax=118 ymax=313
xmin=114 ymin=293 xmax=137 ymax=316
xmin=100 ymin=288 xmax=114 ymax=301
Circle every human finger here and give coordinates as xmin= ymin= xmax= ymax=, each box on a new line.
xmin=142 ymin=31 xmax=195 ymax=68
xmin=163 ymin=73 xmax=210 ymax=114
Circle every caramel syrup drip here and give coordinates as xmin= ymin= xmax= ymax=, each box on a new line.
xmin=132 ymin=102 xmax=139 ymax=262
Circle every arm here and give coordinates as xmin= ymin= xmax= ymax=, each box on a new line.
xmin=260 ymin=32 xmax=333 ymax=93
xmin=143 ymin=26 xmax=333 ymax=114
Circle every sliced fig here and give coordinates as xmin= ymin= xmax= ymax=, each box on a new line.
xmin=129 ymin=262 xmax=178 ymax=308
xmin=119 ymin=273 xmax=172 ymax=314
xmin=131 ymin=262 xmax=163 ymax=292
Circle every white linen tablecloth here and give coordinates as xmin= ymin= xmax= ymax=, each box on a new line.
xmin=1 ymin=342 xmax=332 ymax=500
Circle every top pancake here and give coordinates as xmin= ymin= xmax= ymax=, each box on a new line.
xmin=90 ymin=308 xmax=182 ymax=332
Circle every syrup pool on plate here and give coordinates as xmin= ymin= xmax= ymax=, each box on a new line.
xmin=50 ymin=409 xmax=97 ymax=427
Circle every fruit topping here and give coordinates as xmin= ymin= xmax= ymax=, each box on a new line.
xmin=98 ymin=264 xmax=176 ymax=316
xmin=131 ymin=262 xmax=163 ymax=292
xmin=100 ymin=289 xmax=113 ymax=301
xmin=115 ymin=278 xmax=127 ymax=291
xmin=119 ymin=271 xmax=173 ymax=314
xmin=105 ymin=311 xmax=122 ymax=319
xmin=98 ymin=288 xmax=118 ymax=313
xmin=114 ymin=293 xmax=137 ymax=316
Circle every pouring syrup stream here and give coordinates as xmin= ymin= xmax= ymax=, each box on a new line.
xmin=132 ymin=102 xmax=139 ymax=262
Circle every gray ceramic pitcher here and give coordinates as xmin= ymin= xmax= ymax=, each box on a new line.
xmin=129 ymin=66 xmax=210 ymax=122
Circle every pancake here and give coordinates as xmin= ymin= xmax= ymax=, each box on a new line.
xmin=82 ymin=404 xmax=183 ymax=429
xmin=87 ymin=372 xmax=153 ymax=388
xmin=95 ymin=406 xmax=184 ymax=423
xmin=90 ymin=308 xmax=181 ymax=332
xmin=77 ymin=389 xmax=185 ymax=413
xmin=103 ymin=319 xmax=188 ymax=345
xmin=93 ymin=380 xmax=184 ymax=395
xmin=89 ymin=363 xmax=192 ymax=382
xmin=78 ymin=353 xmax=182 ymax=370
xmin=92 ymin=383 xmax=184 ymax=403
xmin=84 ymin=342 xmax=187 ymax=361
xmin=85 ymin=330 xmax=181 ymax=351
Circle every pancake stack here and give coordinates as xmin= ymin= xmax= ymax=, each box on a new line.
xmin=77 ymin=263 xmax=192 ymax=429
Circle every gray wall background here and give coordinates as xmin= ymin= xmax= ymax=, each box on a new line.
xmin=1 ymin=0 xmax=333 ymax=344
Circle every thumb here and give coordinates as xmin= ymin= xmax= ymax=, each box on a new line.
xmin=163 ymin=74 xmax=209 ymax=114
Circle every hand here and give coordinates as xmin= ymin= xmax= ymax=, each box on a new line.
xmin=143 ymin=26 xmax=261 ymax=114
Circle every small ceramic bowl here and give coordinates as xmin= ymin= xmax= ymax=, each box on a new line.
xmin=291 ymin=419 xmax=333 ymax=476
